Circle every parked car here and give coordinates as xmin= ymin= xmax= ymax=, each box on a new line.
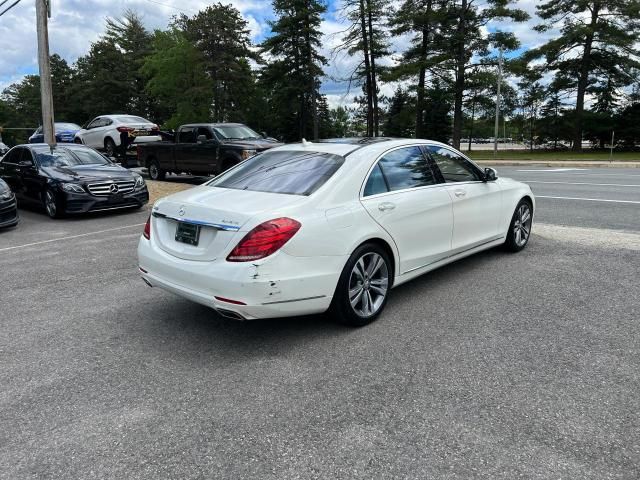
xmin=29 ymin=122 xmax=82 ymax=144
xmin=137 ymin=123 xmax=283 ymax=180
xmin=138 ymin=138 xmax=534 ymax=326
xmin=0 ymin=142 xmax=9 ymax=156
xmin=0 ymin=144 xmax=148 ymax=219
xmin=0 ymin=178 xmax=19 ymax=228
xmin=74 ymin=114 xmax=162 ymax=159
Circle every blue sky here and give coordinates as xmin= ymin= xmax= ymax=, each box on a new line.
xmin=0 ymin=0 xmax=548 ymax=107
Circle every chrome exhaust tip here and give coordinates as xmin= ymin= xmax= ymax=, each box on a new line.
xmin=216 ymin=308 xmax=246 ymax=321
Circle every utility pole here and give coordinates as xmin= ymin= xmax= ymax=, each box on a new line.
xmin=493 ymin=48 xmax=503 ymax=157
xmin=36 ymin=0 xmax=55 ymax=147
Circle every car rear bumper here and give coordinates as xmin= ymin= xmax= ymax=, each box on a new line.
xmin=63 ymin=189 xmax=149 ymax=214
xmin=0 ymin=197 xmax=19 ymax=227
xmin=137 ymin=236 xmax=347 ymax=319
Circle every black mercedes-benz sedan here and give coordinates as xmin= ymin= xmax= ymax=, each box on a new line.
xmin=0 ymin=144 xmax=149 ymax=219
xmin=0 ymin=178 xmax=19 ymax=228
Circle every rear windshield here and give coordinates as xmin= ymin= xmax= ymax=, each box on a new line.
xmin=209 ymin=150 xmax=344 ymax=196
xmin=55 ymin=123 xmax=81 ymax=131
xmin=114 ymin=116 xmax=150 ymax=124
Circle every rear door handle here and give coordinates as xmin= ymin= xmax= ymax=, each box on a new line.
xmin=378 ymin=202 xmax=396 ymax=212
xmin=454 ymin=189 xmax=466 ymax=198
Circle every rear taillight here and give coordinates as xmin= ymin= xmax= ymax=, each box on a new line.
xmin=227 ymin=217 xmax=301 ymax=262
xmin=143 ymin=216 xmax=151 ymax=239
xmin=117 ymin=126 xmax=135 ymax=133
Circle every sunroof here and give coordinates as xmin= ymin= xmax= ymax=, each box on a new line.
xmin=318 ymin=137 xmax=397 ymax=145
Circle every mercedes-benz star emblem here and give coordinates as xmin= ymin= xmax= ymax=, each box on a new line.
xmin=178 ymin=207 xmax=185 ymax=217
xmin=110 ymin=184 xmax=119 ymax=194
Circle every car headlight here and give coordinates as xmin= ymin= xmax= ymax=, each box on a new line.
xmin=241 ymin=149 xmax=257 ymax=160
xmin=62 ymin=183 xmax=85 ymax=194
xmin=134 ymin=175 xmax=146 ymax=189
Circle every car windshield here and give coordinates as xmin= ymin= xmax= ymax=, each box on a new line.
xmin=115 ymin=116 xmax=150 ymax=124
xmin=34 ymin=147 xmax=110 ymax=167
xmin=213 ymin=125 xmax=261 ymax=140
xmin=56 ymin=123 xmax=81 ymax=131
xmin=208 ymin=150 xmax=344 ymax=196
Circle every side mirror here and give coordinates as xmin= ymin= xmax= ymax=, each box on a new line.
xmin=197 ymin=135 xmax=207 ymax=144
xmin=484 ymin=167 xmax=497 ymax=182
xmin=261 ymin=131 xmax=268 ymax=139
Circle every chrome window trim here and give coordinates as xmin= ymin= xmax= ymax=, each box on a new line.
xmin=426 ymin=144 xmax=485 ymax=181
xmin=359 ymin=143 xmax=443 ymax=199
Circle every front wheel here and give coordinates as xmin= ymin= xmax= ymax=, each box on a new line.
xmin=330 ymin=243 xmax=392 ymax=327
xmin=43 ymin=188 xmax=63 ymax=219
xmin=504 ymin=199 xmax=533 ymax=252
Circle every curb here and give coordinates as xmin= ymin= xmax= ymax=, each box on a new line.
xmin=475 ymin=160 xmax=640 ymax=168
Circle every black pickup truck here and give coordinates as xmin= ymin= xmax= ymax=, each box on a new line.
xmin=136 ymin=123 xmax=282 ymax=180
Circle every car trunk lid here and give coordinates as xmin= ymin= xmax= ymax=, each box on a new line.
xmin=151 ymin=186 xmax=304 ymax=262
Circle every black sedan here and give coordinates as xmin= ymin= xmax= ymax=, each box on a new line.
xmin=0 ymin=144 xmax=149 ymax=219
xmin=0 ymin=178 xmax=19 ymax=228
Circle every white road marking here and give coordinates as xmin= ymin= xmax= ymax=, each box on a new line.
xmin=0 ymin=223 xmax=145 ymax=253
xmin=534 ymin=223 xmax=640 ymax=250
xmin=525 ymin=181 xmax=640 ymax=187
xmin=513 ymin=171 xmax=640 ymax=177
xmin=517 ymin=168 xmax=589 ymax=172
xmin=536 ymin=195 xmax=640 ymax=204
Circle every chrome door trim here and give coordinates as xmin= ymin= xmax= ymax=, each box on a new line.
xmin=402 ymin=235 xmax=503 ymax=275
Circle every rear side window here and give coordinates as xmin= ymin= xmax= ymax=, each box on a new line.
xmin=179 ymin=127 xmax=197 ymax=143
xmin=377 ymin=146 xmax=437 ymax=192
xmin=363 ymin=164 xmax=388 ymax=196
xmin=209 ymin=150 xmax=344 ymax=196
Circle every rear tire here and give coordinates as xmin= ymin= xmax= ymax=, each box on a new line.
xmin=74 ymin=137 xmax=83 ymax=144
xmin=504 ymin=199 xmax=533 ymax=252
xmin=330 ymin=243 xmax=392 ymax=327
xmin=104 ymin=138 xmax=116 ymax=158
xmin=148 ymin=159 xmax=165 ymax=181
xmin=43 ymin=188 xmax=63 ymax=219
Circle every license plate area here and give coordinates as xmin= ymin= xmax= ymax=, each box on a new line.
xmin=175 ymin=222 xmax=201 ymax=246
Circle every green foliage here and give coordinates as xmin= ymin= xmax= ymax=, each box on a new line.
xmin=382 ymin=87 xmax=415 ymax=137
xmin=141 ymin=30 xmax=212 ymax=129
xmin=175 ymin=3 xmax=259 ymax=123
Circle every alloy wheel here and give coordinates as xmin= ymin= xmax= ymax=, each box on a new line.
xmin=513 ymin=203 xmax=532 ymax=247
xmin=149 ymin=164 xmax=158 ymax=180
xmin=348 ymin=252 xmax=389 ymax=317
xmin=45 ymin=191 xmax=57 ymax=218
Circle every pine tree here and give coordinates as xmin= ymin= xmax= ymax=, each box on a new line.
xmin=524 ymin=1 xmax=640 ymax=151
xmin=336 ymin=0 xmax=389 ymax=136
xmin=388 ymin=0 xmax=448 ymax=138
xmin=382 ymin=87 xmax=415 ymax=137
xmin=261 ymin=0 xmax=326 ymax=141
xmin=176 ymin=3 xmax=259 ymax=122
xmin=442 ymin=0 xmax=528 ymax=149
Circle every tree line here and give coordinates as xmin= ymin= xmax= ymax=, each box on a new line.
xmin=1 ymin=0 xmax=639 ymax=151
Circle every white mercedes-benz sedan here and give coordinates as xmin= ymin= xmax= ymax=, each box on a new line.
xmin=138 ymin=138 xmax=534 ymax=326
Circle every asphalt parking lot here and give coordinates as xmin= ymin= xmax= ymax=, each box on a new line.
xmin=1 ymin=166 xmax=639 ymax=479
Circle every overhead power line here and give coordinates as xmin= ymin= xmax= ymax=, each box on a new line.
xmin=0 ymin=0 xmax=22 ymax=18
xmin=142 ymin=0 xmax=196 ymax=14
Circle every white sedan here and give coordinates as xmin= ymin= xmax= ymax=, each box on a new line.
xmin=74 ymin=114 xmax=161 ymax=157
xmin=138 ymin=139 xmax=534 ymax=326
